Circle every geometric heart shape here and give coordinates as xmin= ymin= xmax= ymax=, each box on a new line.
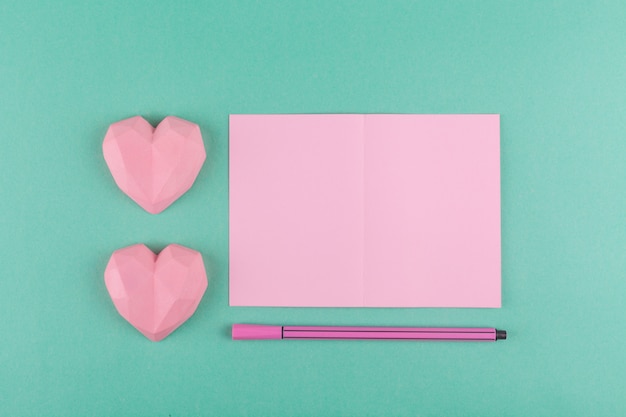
xmin=103 ymin=116 xmax=206 ymax=214
xmin=104 ymin=244 xmax=208 ymax=341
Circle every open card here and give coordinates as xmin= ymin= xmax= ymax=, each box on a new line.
xmin=229 ymin=114 xmax=500 ymax=307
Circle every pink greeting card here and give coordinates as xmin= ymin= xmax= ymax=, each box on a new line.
xmin=229 ymin=114 xmax=500 ymax=307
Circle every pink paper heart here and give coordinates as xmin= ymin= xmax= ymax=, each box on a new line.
xmin=104 ymin=244 xmax=208 ymax=341
xmin=103 ymin=116 xmax=206 ymax=214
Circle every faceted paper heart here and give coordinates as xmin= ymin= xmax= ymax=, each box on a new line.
xmin=104 ymin=244 xmax=208 ymax=341
xmin=103 ymin=116 xmax=206 ymax=214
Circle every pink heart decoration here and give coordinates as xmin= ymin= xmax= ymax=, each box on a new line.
xmin=103 ymin=116 xmax=206 ymax=214
xmin=104 ymin=244 xmax=208 ymax=341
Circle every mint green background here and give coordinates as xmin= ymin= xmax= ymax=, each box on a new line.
xmin=1 ymin=1 xmax=625 ymax=415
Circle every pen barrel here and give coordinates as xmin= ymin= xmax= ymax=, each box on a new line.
xmin=282 ymin=326 xmax=498 ymax=341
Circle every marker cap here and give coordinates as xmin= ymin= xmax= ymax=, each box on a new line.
xmin=232 ymin=324 xmax=282 ymax=340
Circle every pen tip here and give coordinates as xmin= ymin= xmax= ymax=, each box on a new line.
xmin=496 ymin=329 xmax=507 ymax=340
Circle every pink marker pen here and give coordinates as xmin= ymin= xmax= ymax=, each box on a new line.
xmin=232 ymin=324 xmax=507 ymax=341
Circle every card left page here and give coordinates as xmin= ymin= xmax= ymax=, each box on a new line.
xmin=229 ymin=114 xmax=365 ymax=306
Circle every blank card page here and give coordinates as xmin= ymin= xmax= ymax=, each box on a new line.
xmin=363 ymin=115 xmax=500 ymax=307
xmin=229 ymin=115 xmax=365 ymax=306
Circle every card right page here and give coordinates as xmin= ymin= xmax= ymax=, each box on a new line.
xmin=363 ymin=114 xmax=501 ymax=307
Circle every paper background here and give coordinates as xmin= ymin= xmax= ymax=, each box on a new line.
xmin=1 ymin=1 xmax=625 ymax=415
xmin=230 ymin=114 xmax=501 ymax=307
